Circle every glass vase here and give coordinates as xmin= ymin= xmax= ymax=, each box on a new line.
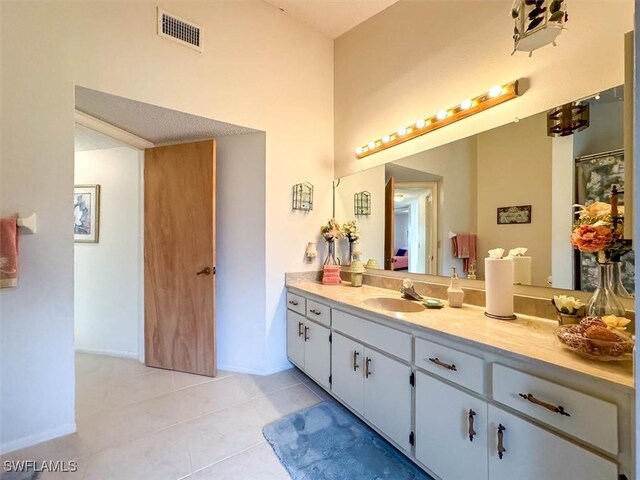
xmin=610 ymin=261 xmax=633 ymax=299
xmin=324 ymin=239 xmax=338 ymax=266
xmin=586 ymin=263 xmax=626 ymax=317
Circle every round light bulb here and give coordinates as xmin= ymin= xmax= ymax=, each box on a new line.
xmin=416 ymin=118 xmax=426 ymax=128
xmin=595 ymin=93 xmax=601 ymax=100
xmin=488 ymin=85 xmax=503 ymax=98
xmin=382 ymin=134 xmax=391 ymax=143
xmin=368 ymin=141 xmax=376 ymax=150
xmin=397 ymin=127 xmax=408 ymax=136
xmin=460 ymin=98 xmax=473 ymax=110
xmin=436 ymin=109 xmax=448 ymax=120
xmin=355 ymin=146 xmax=363 ymax=155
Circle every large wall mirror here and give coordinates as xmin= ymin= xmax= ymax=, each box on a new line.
xmin=335 ymin=84 xmax=634 ymax=295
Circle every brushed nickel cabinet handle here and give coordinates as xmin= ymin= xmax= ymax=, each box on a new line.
xmin=428 ymin=357 xmax=457 ymax=371
xmin=309 ymin=309 xmax=321 ymax=315
xmin=352 ymin=351 xmax=360 ymax=371
xmin=304 ymin=326 xmax=309 ymax=341
xmin=518 ymin=393 xmax=570 ymax=417
xmin=468 ymin=409 xmax=477 ymax=442
xmin=288 ymin=300 xmax=299 ymax=306
xmin=297 ymin=322 xmax=304 ymax=337
xmin=365 ymin=357 xmax=372 ymax=378
xmin=497 ymin=424 xmax=506 ymax=459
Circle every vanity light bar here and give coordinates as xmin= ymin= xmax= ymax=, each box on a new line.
xmin=354 ymin=80 xmax=521 ymax=159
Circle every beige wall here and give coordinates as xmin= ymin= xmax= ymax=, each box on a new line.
xmin=1 ymin=1 xmax=333 ymax=453
xmin=476 ymin=113 xmax=552 ymax=286
xmin=393 ymin=136 xmax=478 ymax=275
xmin=335 ymin=165 xmax=385 ymax=266
xmin=334 ymin=0 xmax=633 ymax=177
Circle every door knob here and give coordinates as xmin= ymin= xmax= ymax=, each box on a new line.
xmin=197 ymin=267 xmax=213 ymax=276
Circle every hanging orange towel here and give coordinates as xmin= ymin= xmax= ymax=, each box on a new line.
xmin=0 ymin=217 xmax=19 ymax=288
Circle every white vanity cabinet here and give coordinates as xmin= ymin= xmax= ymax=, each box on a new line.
xmin=331 ymin=331 xmax=413 ymax=452
xmin=415 ymin=372 xmax=488 ymax=480
xmin=487 ymin=405 xmax=618 ymax=480
xmin=285 ymin=286 xmax=632 ymax=480
xmin=286 ymin=302 xmax=331 ymax=389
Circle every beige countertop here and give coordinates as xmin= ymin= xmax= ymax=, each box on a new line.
xmin=287 ymin=279 xmax=634 ymax=391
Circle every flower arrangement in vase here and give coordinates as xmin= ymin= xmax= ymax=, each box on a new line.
xmin=320 ymin=219 xmax=342 ymax=285
xmin=342 ymin=220 xmax=360 ymax=266
xmin=570 ymin=191 xmax=631 ymax=317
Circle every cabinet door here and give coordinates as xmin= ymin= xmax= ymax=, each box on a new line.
xmin=286 ymin=310 xmax=305 ymax=369
xmin=488 ymin=405 xmax=617 ymax=480
xmin=363 ymin=348 xmax=412 ymax=452
xmin=304 ymin=319 xmax=331 ymax=389
xmin=331 ymin=332 xmax=364 ymax=414
xmin=415 ymin=372 xmax=488 ymax=480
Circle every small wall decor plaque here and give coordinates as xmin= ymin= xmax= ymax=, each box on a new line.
xmin=497 ymin=205 xmax=531 ymax=225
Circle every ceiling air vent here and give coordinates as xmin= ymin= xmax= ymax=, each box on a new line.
xmin=157 ymin=8 xmax=203 ymax=52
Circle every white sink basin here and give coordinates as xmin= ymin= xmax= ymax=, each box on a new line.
xmin=364 ymin=297 xmax=426 ymax=313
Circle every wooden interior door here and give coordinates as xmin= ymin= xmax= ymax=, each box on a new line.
xmin=384 ymin=177 xmax=395 ymax=270
xmin=144 ymin=140 xmax=216 ymax=377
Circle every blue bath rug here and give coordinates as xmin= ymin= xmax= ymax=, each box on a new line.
xmin=263 ymin=401 xmax=433 ymax=480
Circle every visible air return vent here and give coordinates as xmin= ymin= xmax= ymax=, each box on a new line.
xmin=157 ymin=9 xmax=203 ymax=52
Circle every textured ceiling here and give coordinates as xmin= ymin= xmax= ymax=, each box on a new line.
xmin=75 ymin=87 xmax=258 ymax=145
xmin=74 ymin=125 xmax=129 ymax=152
xmin=264 ymin=0 xmax=399 ymax=39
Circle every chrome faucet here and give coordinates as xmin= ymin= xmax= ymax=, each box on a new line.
xmin=400 ymin=278 xmax=423 ymax=301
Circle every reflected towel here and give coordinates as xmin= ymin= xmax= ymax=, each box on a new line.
xmin=0 ymin=217 xmax=18 ymax=288
xmin=451 ymin=233 xmax=477 ymax=274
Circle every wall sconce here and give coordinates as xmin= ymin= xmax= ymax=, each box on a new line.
xmin=547 ymin=102 xmax=589 ymax=137
xmin=354 ymin=191 xmax=371 ymax=216
xmin=305 ymin=242 xmax=318 ymax=262
xmin=292 ymin=182 xmax=313 ymax=211
xmin=355 ymin=80 xmax=521 ymax=159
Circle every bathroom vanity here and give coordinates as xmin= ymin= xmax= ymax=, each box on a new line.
xmin=285 ymin=279 xmax=634 ymax=480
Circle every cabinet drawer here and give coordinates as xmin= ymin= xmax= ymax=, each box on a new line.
xmin=415 ymin=337 xmax=484 ymax=394
xmin=306 ymin=300 xmax=331 ymax=327
xmin=286 ymin=291 xmax=306 ymax=315
xmin=333 ymin=310 xmax=412 ymax=362
xmin=492 ymin=364 xmax=618 ymax=455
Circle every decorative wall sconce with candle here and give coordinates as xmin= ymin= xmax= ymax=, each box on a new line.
xmin=354 ymin=191 xmax=371 ymax=216
xmin=354 ymin=81 xmax=522 ymax=159
xmin=292 ymin=182 xmax=314 ymax=211
xmin=305 ymin=242 xmax=318 ymax=263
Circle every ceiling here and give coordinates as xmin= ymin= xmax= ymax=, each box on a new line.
xmin=264 ymin=0 xmax=399 ymax=39
xmin=75 ymin=86 xmax=258 ymax=147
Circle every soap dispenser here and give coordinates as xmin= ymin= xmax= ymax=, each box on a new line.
xmin=447 ymin=266 xmax=464 ymax=308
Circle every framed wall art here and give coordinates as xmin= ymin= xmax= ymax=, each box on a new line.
xmin=497 ymin=205 xmax=531 ymax=225
xmin=74 ymin=184 xmax=101 ymax=243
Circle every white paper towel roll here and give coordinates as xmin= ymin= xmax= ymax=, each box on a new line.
xmin=512 ymin=256 xmax=532 ymax=285
xmin=485 ymin=258 xmax=516 ymax=319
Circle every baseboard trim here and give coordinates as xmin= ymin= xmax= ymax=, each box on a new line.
xmin=75 ymin=347 xmax=139 ymax=360
xmin=1 ymin=422 xmax=76 ymax=455
xmin=217 ymin=362 xmax=292 ymax=376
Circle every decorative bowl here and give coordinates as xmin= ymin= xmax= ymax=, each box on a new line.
xmin=555 ymin=325 xmax=634 ymax=362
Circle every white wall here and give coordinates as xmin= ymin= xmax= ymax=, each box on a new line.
xmin=1 ymin=1 xmax=333 ymax=453
xmin=394 ymin=211 xmax=408 ymax=251
xmin=215 ymin=133 xmax=267 ymax=373
xmin=74 ymin=147 xmax=142 ymax=359
xmin=335 ymin=1 xmax=633 ymax=177
xmin=335 ymin=165 xmax=385 ymax=266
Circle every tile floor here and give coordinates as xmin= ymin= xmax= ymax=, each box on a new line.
xmin=2 ymin=353 xmax=331 ymax=480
